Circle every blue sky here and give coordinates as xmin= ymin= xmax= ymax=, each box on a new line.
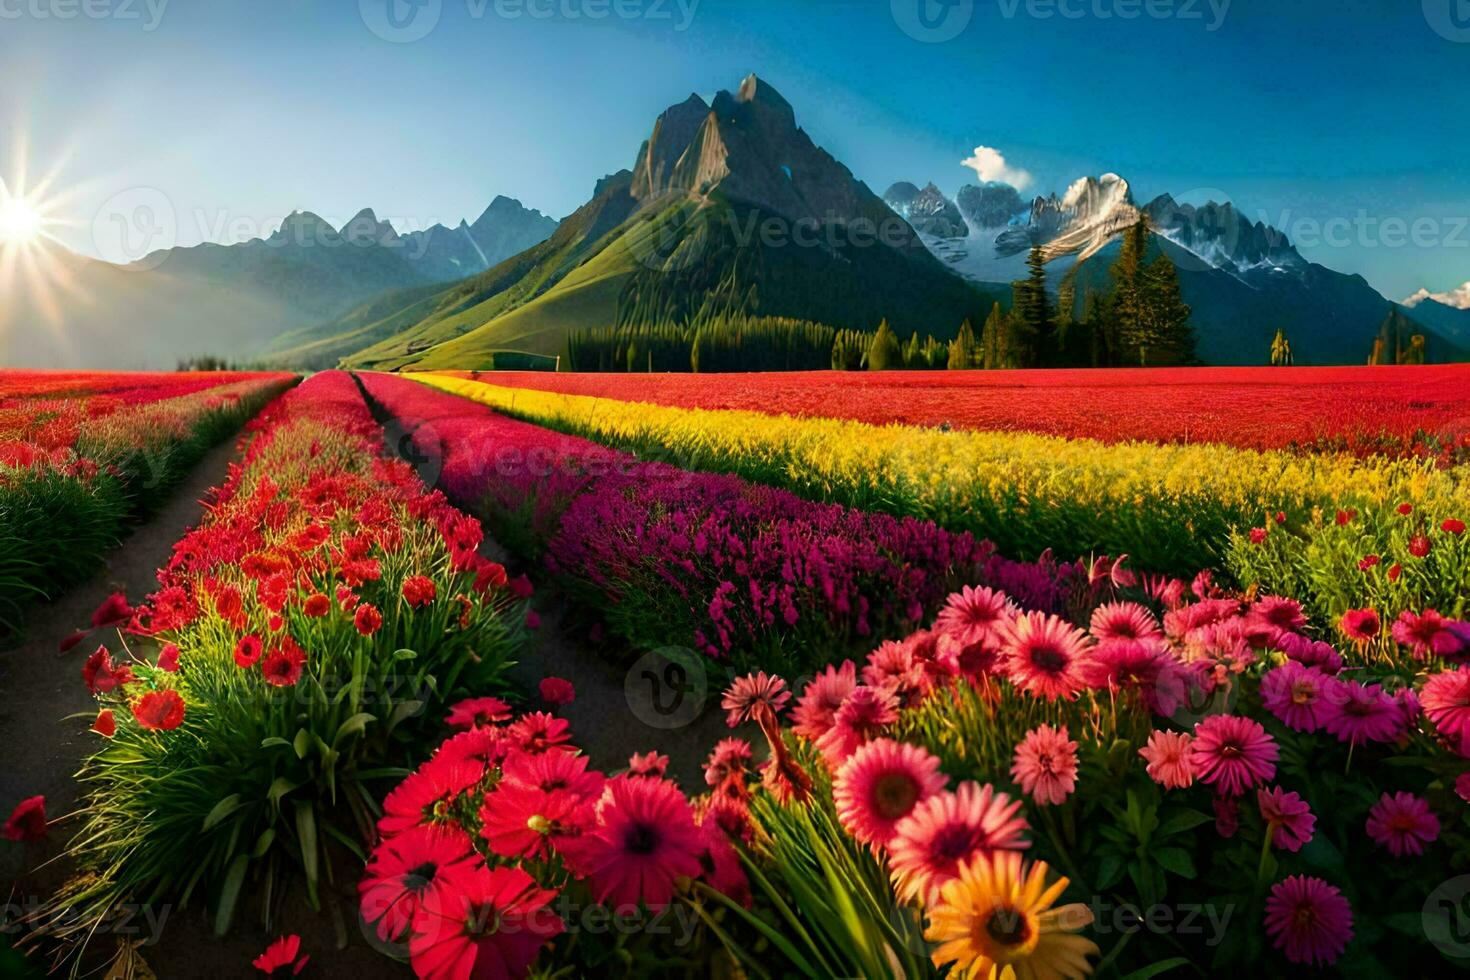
xmin=2 ymin=0 xmax=1467 ymax=300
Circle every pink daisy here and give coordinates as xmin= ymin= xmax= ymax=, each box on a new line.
xmin=478 ymin=783 xmax=593 ymax=861
xmin=1246 ymin=596 xmax=1308 ymax=643
xmin=791 ymin=661 xmax=857 ymax=741
xmin=500 ymin=748 xmax=604 ymax=800
xmin=1083 ymin=639 xmax=1188 ymax=716
xmin=832 ymin=738 xmax=946 ymax=847
xmin=358 ymin=825 xmax=478 ymax=943
xmin=1139 ymin=730 xmax=1194 ymax=790
xmin=444 ymin=696 xmax=513 ymax=730
xmin=1276 ymin=633 xmax=1343 ymax=674
xmin=627 ymin=751 xmax=669 ymax=779
xmin=863 ymin=640 xmax=928 ymax=708
xmin=703 ymin=738 xmax=754 ymax=790
xmin=1257 ymin=786 xmax=1315 ymax=852
xmin=561 ymin=776 xmax=703 ymax=910
xmin=1392 ymin=609 xmax=1463 ymax=659
xmin=1089 ymin=602 xmax=1162 ymax=644
xmin=506 ymin=711 xmax=573 ymax=754
xmin=1189 ymin=715 xmax=1277 ymax=796
xmin=999 ymin=612 xmax=1095 ymax=701
xmin=887 ymin=782 xmax=1030 ymax=906
xmin=1264 ymin=875 xmax=1353 ymax=966
xmin=1365 ymin=791 xmax=1440 ymax=857
xmin=814 ymin=685 xmax=899 ymax=767
xmin=934 ymin=585 xmax=1016 ymax=649
xmin=1259 ymin=662 xmax=1335 ymax=733
xmin=1010 ymin=724 xmax=1079 ymax=806
xmin=721 ymin=671 xmax=790 ymax=728
xmin=1421 ymin=669 xmax=1470 ymax=752
xmin=1322 ymin=680 xmax=1401 ymax=745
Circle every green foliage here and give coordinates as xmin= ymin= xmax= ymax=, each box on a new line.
xmin=1110 ymin=220 xmax=1196 ymax=366
xmin=866 ymin=319 xmax=902 ymax=371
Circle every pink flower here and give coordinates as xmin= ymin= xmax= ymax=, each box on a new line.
xmin=832 ymin=738 xmax=946 ymax=847
xmin=1264 ymin=875 xmax=1353 ymax=966
xmin=444 ymin=696 xmax=512 ymax=730
xmin=156 ymin=643 xmax=180 ymax=673
xmin=539 ymin=676 xmax=575 ymax=706
xmin=999 ymin=612 xmax=1094 ymax=701
xmin=1189 ymin=715 xmax=1277 ymax=796
xmin=934 ymin=585 xmax=1016 ymax=649
xmin=91 ymin=592 xmax=134 ymax=629
xmin=1010 ymin=724 xmax=1078 ymax=806
xmin=814 ymin=685 xmax=898 ymax=767
xmin=1257 ymin=786 xmax=1315 ymax=852
xmin=1082 ymin=639 xmax=1187 ymax=716
xmin=1139 ymin=730 xmax=1194 ymax=790
xmin=1323 ymin=680 xmax=1401 ymax=745
xmin=627 ymin=751 xmax=669 ymax=778
xmin=887 ymin=782 xmax=1029 ymax=906
xmin=1259 ymin=662 xmax=1334 ymax=733
xmin=3 ymin=795 xmax=48 ymax=842
xmin=1089 ymin=602 xmax=1162 ymax=644
xmin=721 ymin=671 xmax=790 ymax=727
xmin=251 ymin=934 xmax=309 ymax=976
xmin=1365 ymin=791 xmax=1439 ymax=857
xmin=791 ymin=661 xmax=857 ymax=741
xmin=1422 ymin=669 xmax=1470 ymax=752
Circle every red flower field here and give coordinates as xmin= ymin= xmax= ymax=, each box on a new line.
xmin=446 ymin=365 xmax=1470 ymax=456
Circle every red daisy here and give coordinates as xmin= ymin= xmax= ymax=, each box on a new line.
xmin=1338 ymin=608 xmax=1380 ymax=643
xmin=479 ymin=783 xmax=593 ymax=861
xmin=251 ymin=934 xmax=308 ymax=976
xmin=791 ymin=660 xmax=857 ymax=741
xmin=561 ymin=776 xmax=703 ymax=909
xmin=408 ymin=865 xmax=563 ymax=980
xmin=538 ymin=676 xmax=575 ymax=706
xmin=444 ymin=696 xmax=513 ymax=730
xmin=132 ymin=689 xmax=186 ymax=731
xmin=261 ymin=639 xmax=307 ymax=687
xmin=234 ymin=634 xmax=263 ymax=668
xmin=887 ymin=781 xmax=1030 ymax=906
xmin=378 ymin=759 xmax=482 ymax=837
xmin=302 ymin=593 xmax=331 ymax=617
xmin=359 ymin=825 xmax=478 ymax=943
xmin=506 ymin=712 xmax=572 ymax=754
xmin=501 ymin=748 xmax=605 ymax=800
xmin=2 ymin=795 xmax=48 ymax=842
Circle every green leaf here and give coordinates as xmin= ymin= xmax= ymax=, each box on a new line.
xmin=268 ymin=776 xmax=301 ymax=806
xmin=292 ymin=728 xmax=311 ymax=759
xmin=251 ymin=828 xmax=275 ymax=859
xmin=295 ymin=800 xmax=320 ymax=909
xmin=387 ymin=700 xmax=424 ymax=735
xmin=260 ymin=736 xmax=291 ymax=749
xmin=1095 ymin=853 xmax=1125 ymax=890
xmin=202 ymin=793 xmax=242 ymax=832
xmin=393 ymin=648 xmax=418 ymax=660
xmin=1152 ymin=847 xmax=1196 ymax=879
xmin=1118 ymin=957 xmax=1192 ymax=980
xmin=1156 ymin=808 xmax=1212 ymax=838
xmin=213 ymin=853 xmax=249 ymax=937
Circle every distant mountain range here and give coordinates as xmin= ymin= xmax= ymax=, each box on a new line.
xmin=297 ymin=74 xmax=1001 ymax=371
xmin=882 ymin=176 xmax=1470 ymax=365
xmin=6 ymin=73 xmax=1465 ymax=369
xmin=1 ymin=197 xmax=556 ymax=368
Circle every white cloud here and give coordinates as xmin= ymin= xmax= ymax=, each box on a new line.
xmin=1403 ymin=281 xmax=1470 ymax=310
xmin=961 ymin=146 xmax=1033 ymax=191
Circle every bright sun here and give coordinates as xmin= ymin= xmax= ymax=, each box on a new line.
xmin=0 ymin=195 xmax=44 ymax=245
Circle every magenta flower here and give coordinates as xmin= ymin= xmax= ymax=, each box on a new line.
xmin=1365 ymin=791 xmax=1439 ymax=857
xmin=1189 ymin=715 xmax=1277 ymax=796
xmin=1256 ymin=786 xmax=1315 ymax=852
xmin=1264 ymin=875 xmax=1353 ymax=966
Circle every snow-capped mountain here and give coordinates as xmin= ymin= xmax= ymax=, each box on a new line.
xmin=1143 ymin=196 xmax=1306 ymax=280
xmin=882 ymin=182 xmax=968 ymax=238
xmin=1404 ymin=282 xmax=1470 ymax=311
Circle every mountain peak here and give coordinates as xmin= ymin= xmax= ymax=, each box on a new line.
xmin=1403 ymin=281 xmax=1470 ymax=310
xmin=341 ymin=207 xmax=399 ymax=247
xmin=270 ymin=210 xmax=338 ymax=246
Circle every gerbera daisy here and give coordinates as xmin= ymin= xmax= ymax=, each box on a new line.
xmin=251 ymin=934 xmax=308 ymax=976
xmin=863 ymin=640 xmax=929 ymax=708
xmin=1245 ymin=596 xmax=1308 ymax=644
xmin=1000 ymin=613 xmax=1095 ymax=701
xmin=833 ymin=738 xmax=946 ymax=847
xmin=91 ymin=709 xmax=116 ymax=738
xmin=358 ymin=825 xmax=478 ymax=943
xmin=234 ymin=634 xmax=263 ymax=668
xmin=501 ymin=748 xmax=605 ymax=800
xmin=2 ymin=795 xmax=47 ymax=842
xmin=721 ymin=671 xmax=791 ymax=727
xmin=132 ymin=689 xmax=186 ymax=731
xmin=1392 ymin=609 xmax=1462 ymax=659
xmin=1189 ymin=715 xmax=1277 ymax=796
xmin=926 ymin=852 xmax=1098 ymax=979
xmin=378 ymin=760 xmax=481 ymax=837
xmin=1257 ymin=786 xmax=1315 ymax=853
xmin=935 ymin=585 xmax=1017 ymax=648
xmin=694 ymin=818 xmax=751 ymax=907
xmin=814 ymin=685 xmax=900 ymax=767
xmin=1322 ymin=680 xmax=1401 ymax=746
xmin=1339 ymin=608 xmax=1381 ymax=643
xmin=888 ymin=782 xmax=1030 ymax=906
xmin=444 ymin=696 xmax=513 ymax=730
xmin=507 ymin=711 xmax=573 ymax=754
xmin=703 ymin=738 xmax=754 ymax=792
xmin=156 ymin=643 xmax=180 ymax=673
xmin=1422 ymin=668 xmax=1470 ymax=752
xmin=1263 ymin=875 xmax=1353 ymax=966
xmin=260 ymin=639 xmax=306 ymax=688
xmin=1365 ymin=791 xmax=1440 ymax=857
xmin=479 ymin=783 xmax=593 ymax=861
xmin=1276 ymin=632 xmax=1344 ymax=674
xmin=1138 ymin=730 xmax=1194 ymax=790
xmin=353 ymin=602 xmax=382 ymax=636
xmin=1082 ymin=639 xmax=1187 ymax=716
xmin=560 ymin=776 xmax=703 ymax=909
xmin=433 ymin=728 xmax=510 ymax=780
xmin=1011 ymin=725 xmax=1079 ymax=806
xmin=1089 ymin=602 xmax=1161 ymax=644
xmin=1259 ymin=662 xmax=1335 ymax=733
xmin=408 ymin=865 xmax=564 ymax=980
xmin=791 ymin=661 xmax=857 ymax=741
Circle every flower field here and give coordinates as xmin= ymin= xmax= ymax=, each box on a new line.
xmin=5 ymin=366 xmax=1467 ymax=978
xmin=0 ymin=370 xmax=294 ymax=636
xmin=440 ymin=365 xmax=1470 ymax=459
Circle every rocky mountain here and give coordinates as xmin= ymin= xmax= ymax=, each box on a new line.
xmin=957 ymin=183 xmax=1025 ymax=230
xmin=882 ymin=182 xmax=968 ymax=238
xmin=310 ymin=74 xmax=1001 ymax=371
xmin=1398 ymin=287 xmax=1470 ymax=351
